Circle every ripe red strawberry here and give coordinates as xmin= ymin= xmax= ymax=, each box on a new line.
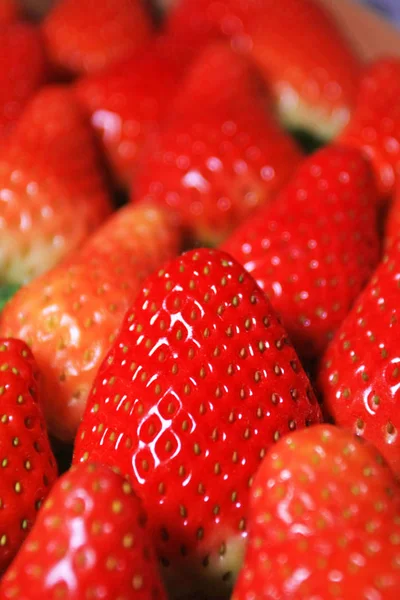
xmin=0 ymin=463 xmax=167 ymax=600
xmin=233 ymin=424 xmax=400 ymax=600
xmin=134 ymin=44 xmax=303 ymax=246
xmin=0 ymin=338 xmax=57 ymax=573
xmin=340 ymin=59 xmax=400 ymax=201
xmin=318 ymin=238 xmax=400 ymax=476
xmin=0 ymin=85 xmax=112 ymax=285
xmin=42 ymin=0 xmax=153 ymax=76
xmin=73 ymin=248 xmax=322 ymax=597
xmin=0 ymin=203 xmax=180 ymax=442
xmin=75 ymin=39 xmax=187 ymax=188
xmin=0 ymin=23 xmax=48 ymax=138
xmin=166 ymin=0 xmax=361 ymax=139
xmin=222 ymin=145 xmax=380 ymax=364
xmin=0 ymin=0 xmax=19 ymax=23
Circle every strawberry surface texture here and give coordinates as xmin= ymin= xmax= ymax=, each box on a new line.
xmin=74 ymin=248 xmax=322 ymax=598
xmin=2 ymin=1 xmax=400 ymax=599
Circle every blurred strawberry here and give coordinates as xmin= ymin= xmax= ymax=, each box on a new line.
xmin=0 ymin=23 xmax=48 ymax=138
xmin=222 ymin=145 xmax=380 ymax=363
xmin=166 ymin=0 xmax=361 ymax=139
xmin=0 ymin=463 xmax=167 ymax=599
xmin=319 ymin=238 xmax=400 ymax=476
xmin=0 ymin=338 xmax=57 ymax=573
xmin=0 ymin=0 xmax=19 ymax=23
xmin=340 ymin=59 xmax=400 ymax=201
xmin=42 ymin=0 xmax=153 ymax=76
xmin=233 ymin=424 xmax=400 ymax=600
xmin=74 ymin=248 xmax=321 ymax=597
xmin=0 ymin=85 xmax=112 ymax=285
xmin=75 ymin=38 xmax=187 ymax=188
xmin=0 ymin=203 xmax=180 ymax=441
xmin=134 ymin=43 xmax=303 ymax=245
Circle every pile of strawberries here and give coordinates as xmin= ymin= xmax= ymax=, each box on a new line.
xmin=1 ymin=0 xmax=400 ymax=597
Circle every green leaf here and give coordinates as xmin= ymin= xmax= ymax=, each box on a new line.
xmin=0 ymin=284 xmax=20 ymax=312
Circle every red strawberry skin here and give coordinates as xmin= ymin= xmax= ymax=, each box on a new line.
xmin=318 ymin=239 xmax=400 ymax=476
xmin=74 ymin=248 xmax=322 ymax=597
xmin=386 ymin=183 xmax=400 ymax=248
xmin=0 ymin=23 xmax=48 ymax=138
xmin=166 ymin=0 xmax=361 ymax=139
xmin=0 ymin=338 xmax=57 ymax=573
xmin=0 ymin=0 xmax=19 ymax=24
xmin=340 ymin=59 xmax=400 ymax=200
xmin=0 ymin=85 xmax=112 ymax=285
xmin=0 ymin=203 xmax=180 ymax=442
xmin=75 ymin=41 xmax=184 ymax=188
xmin=42 ymin=0 xmax=153 ymax=76
xmin=222 ymin=145 xmax=380 ymax=363
xmin=0 ymin=463 xmax=167 ymax=600
xmin=233 ymin=424 xmax=400 ymax=600
xmin=134 ymin=45 xmax=303 ymax=245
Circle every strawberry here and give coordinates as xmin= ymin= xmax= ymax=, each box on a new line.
xmin=0 ymin=463 xmax=167 ymax=600
xmin=0 ymin=338 xmax=57 ymax=573
xmin=318 ymin=238 xmax=400 ymax=476
xmin=75 ymin=39 xmax=186 ymax=188
xmin=222 ymin=145 xmax=380 ymax=364
xmin=233 ymin=424 xmax=400 ymax=600
xmin=0 ymin=0 xmax=18 ymax=23
xmin=0 ymin=85 xmax=112 ymax=286
xmin=42 ymin=0 xmax=153 ymax=76
xmin=166 ymin=0 xmax=361 ymax=139
xmin=134 ymin=44 xmax=303 ymax=246
xmin=340 ymin=58 xmax=400 ymax=201
xmin=386 ymin=184 xmax=400 ymax=248
xmin=0 ymin=202 xmax=180 ymax=442
xmin=73 ymin=248 xmax=322 ymax=598
xmin=0 ymin=23 xmax=48 ymax=138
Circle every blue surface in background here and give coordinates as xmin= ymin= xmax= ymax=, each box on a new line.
xmin=358 ymin=0 xmax=400 ymax=24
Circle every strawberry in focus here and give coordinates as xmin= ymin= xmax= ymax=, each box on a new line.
xmin=0 ymin=203 xmax=180 ymax=442
xmin=0 ymin=85 xmax=112 ymax=285
xmin=76 ymin=39 xmax=187 ymax=188
xmin=0 ymin=463 xmax=167 ymax=600
xmin=233 ymin=424 xmax=400 ymax=600
xmin=340 ymin=58 xmax=400 ymax=201
xmin=73 ymin=248 xmax=322 ymax=598
xmin=0 ymin=338 xmax=57 ymax=573
xmin=0 ymin=23 xmax=48 ymax=138
xmin=222 ymin=146 xmax=380 ymax=364
xmin=166 ymin=0 xmax=361 ymax=139
xmin=42 ymin=0 xmax=153 ymax=76
xmin=134 ymin=43 xmax=303 ymax=246
xmin=319 ymin=238 xmax=400 ymax=476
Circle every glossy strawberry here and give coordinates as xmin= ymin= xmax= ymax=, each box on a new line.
xmin=233 ymin=424 xmax=400 ymax=600
xmin=319 ymin=239 xmax=400 ymax=476
xmin=42 ymin=0 xmax=153 ymax=76
xmin=0 ymin=463 xmax=167 ymax=600
xmin=0 ymin=85 xmax=112 ymax=285
xmin=166 ymin=0 xmax=361 ymax=139
xmin=74 ymin=248 xmax=322 ymax=598
xmin=134 ymin=44 xmax=303 ymax=246
xmin=0 ymin=23 xmax=48 ymax=138
xmin=222 ymin=145 xmax=380 ymax=363
xmin=340 ymin=59 xmax=400 ymax=201
xmin=75 ymin=39 xmax=185 ymax=188
xmin=0 ymin=203 xmax=180 ymax=442
xmin=0 ymin=338 xmax=57 ymax=573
